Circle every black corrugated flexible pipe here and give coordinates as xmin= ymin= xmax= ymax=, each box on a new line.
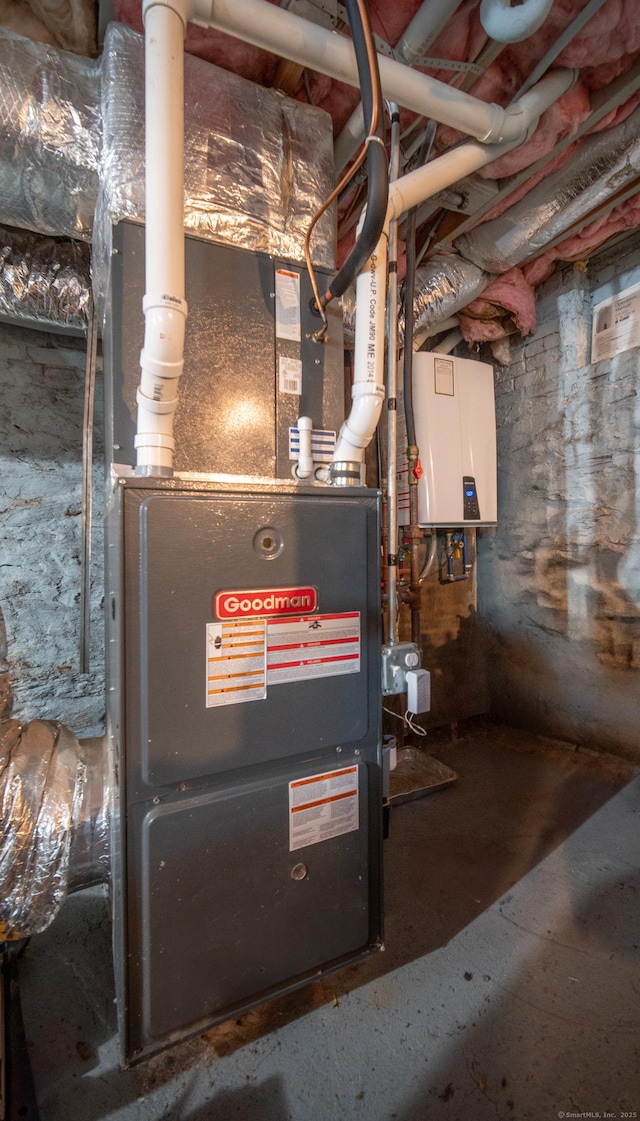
xmin=323 ymin=0 xmax=388 ymax=303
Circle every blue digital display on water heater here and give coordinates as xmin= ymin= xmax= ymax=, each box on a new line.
xmin=462 ymin=476 xmax=480 ymax=520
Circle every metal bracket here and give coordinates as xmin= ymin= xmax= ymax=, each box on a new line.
xmin=409 ymin=56 xmax=485 ymax=77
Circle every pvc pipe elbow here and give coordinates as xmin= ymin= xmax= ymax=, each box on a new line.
xmin=333 ymin=383 xmax=385 ymax=463
xmin=479 ymin=0 xmax=554 ymax=43
xmin=142 ymin=0 xmax=210 ymax=31
xmin=500 ymin=68 xmax=578 ymax=145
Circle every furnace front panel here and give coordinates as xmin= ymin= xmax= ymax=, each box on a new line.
xmin=107 ymin=478 xmax=382 ymax=1063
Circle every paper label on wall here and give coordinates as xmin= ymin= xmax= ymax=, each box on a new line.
xmin=592 ymin=280 xmax=640 ymax=362
xmin=278 ymin=356 xmax=302 ymax=395
xmin=289 ymin=766 xmax=359 ymax=851
xmin=288 ymin=427 xmax=336 ymax=463
xmin=267 ymin=612 xmax=360 ymax=684
xmin=275 ymin=269 xmax=301 ymax=341
xmin=206 ymin=620 xmax=266 ymax=706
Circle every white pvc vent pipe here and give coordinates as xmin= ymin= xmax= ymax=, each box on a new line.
xmin=480 ymin=0 xmax=554 ymax=44
xmin=332 ymin=66 xmax=576 ymax=471
xmin=196 ymin=0 xmax=511 ymax=145
xmin=387 ymin=68 xmax=575 ymax=220
xmin=295 ymin=416 xmax=314 ymax=479
xmin=333 ymin=236 xmax=388 ymax=466
xmin=137 ymin=0 xmax=189 ymax=474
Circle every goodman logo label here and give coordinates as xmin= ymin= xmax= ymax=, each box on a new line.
xmin=215 ymin=586 xmax=318 ymax=620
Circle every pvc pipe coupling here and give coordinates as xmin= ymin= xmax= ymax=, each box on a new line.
xmin=135 ymin=293 xmax=188 ymax=472
xmin=333 ymin=382 xmax=385 ymax=463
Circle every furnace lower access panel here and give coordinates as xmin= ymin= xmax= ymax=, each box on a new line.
xmin=108 ymin=478 xmax=382 ymax=1063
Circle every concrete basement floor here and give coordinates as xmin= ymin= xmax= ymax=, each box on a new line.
xmin=17 ymin=720 xmax=640 ymax=1121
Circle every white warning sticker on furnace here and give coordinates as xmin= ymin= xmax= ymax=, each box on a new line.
xmin=267 ymin=612 xmax=360 ymax=684
xmin=278 ymin=355 xmax=302 ymax=395
xmin=289 ymin=766 xmax=359 ymax=851
xmin=275 ymin=269 xmax=301 ymax=341
xmin=206 ymin=620 xmax=266 ymax=707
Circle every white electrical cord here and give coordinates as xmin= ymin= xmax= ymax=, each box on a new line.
xmin=383 ymin=705 xmax=427 ymax=737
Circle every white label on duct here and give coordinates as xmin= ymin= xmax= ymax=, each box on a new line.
xmin=591 ymin=280 xmax=640 ymax=362
xmin=289 ymin=766 xmax=359 ymax=851
xmin=434 ymin=357 xmax=455 ymax=396
xmin=205 ymin=620 xmax=266 ymax=707
xmin=275 ymin=269 xmax=301 ymax=341
xmin=278 ymin=356 xmax=302 ymax=395
xmin=288 ymin=427 xmax=336 ymax=463
xmin=267 ymin=612 xmax=360 ymax=684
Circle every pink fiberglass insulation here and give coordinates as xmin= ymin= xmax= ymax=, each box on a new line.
xmin=458 ymin=267 xmax=537 ymax=343
xmin=434 ymin=0 xmax=640 ymax=178
xmin=523 ymin=192 xmax=640 ymax=287
xmin=475 ymin=79 xmax=640 ymax=226
xmin=479 ymin=82 xmax=592 ymax=179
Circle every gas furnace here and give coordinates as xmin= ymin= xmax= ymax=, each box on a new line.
xmin=104 ymin=224 xmax=383 ymax=1063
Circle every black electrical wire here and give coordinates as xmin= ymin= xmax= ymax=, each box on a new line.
xmin=324 ymin=0 xmax=388 ymax=304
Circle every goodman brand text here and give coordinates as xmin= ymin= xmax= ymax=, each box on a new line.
xmin=215 ymin=586 xmax=318 ymax=620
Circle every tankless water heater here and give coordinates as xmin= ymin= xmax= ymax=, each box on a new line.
xmin=398 ymin=353 xmax=497 ymax=528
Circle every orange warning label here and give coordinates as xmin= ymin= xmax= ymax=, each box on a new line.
xmin=206 ymin=620 xmax=266 ymax=707
xmin=289 ymin=766 xmax=359 ymax=851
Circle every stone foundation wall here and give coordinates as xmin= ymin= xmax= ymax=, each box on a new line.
xmin=0 ymin=324 xmax=104 ymax=736
xmin=478 ymin=238 xmax=640 ymax=757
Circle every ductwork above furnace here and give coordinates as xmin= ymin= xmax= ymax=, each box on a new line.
xmin=93 ymin=23 xmax=336 ymax=311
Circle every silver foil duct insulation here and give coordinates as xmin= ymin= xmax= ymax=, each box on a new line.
xmin=0 ymin=226 xmax=91 ymax=330
xmin=0 ymin=29 xmax=100 ymax=241
xmin=94 ymin=25 xmax=335 ymax=305
xmin=0 ymin=719 xmax=109 ymax=941
xmin=68 ymin=736 xmax=110 ymax=894
xmin=341 ymin=254 xmax=488 ymax=345
xmin=456 ymin=103 xmax=640 ymax=274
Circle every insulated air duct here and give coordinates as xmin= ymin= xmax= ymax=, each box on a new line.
xmin=455 ymin=103 xmax=640 ymax=274
xmin=0 ymin=226 xmax=91 ymax=332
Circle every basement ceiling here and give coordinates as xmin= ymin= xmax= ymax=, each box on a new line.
xmin=3 ymin=0 xmax=640 ymax=347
